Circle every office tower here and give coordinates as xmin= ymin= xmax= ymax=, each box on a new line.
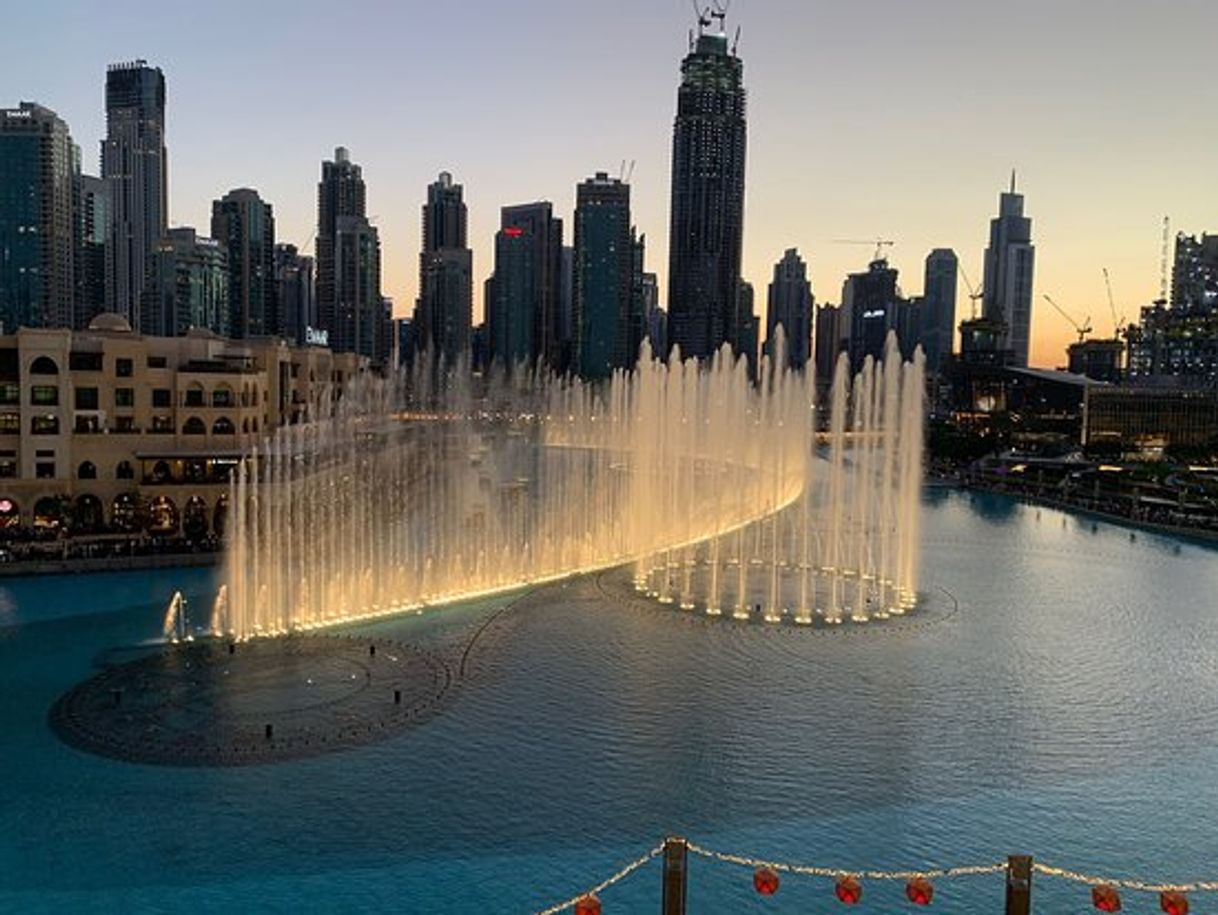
xmin=0 ymin=103 xmax=76 ymax=331
xmin=920 ymin=248 xmax=958 ymax=375
xmin=1171 ymin=232 xmax=1218 ymax=311
xmin=764 ymin=248 xmax=813 ymax=370
xmin=813 ymin=303 xmax=842 ymax=394
xmin=842 ymin=258 xmax=902 ymax=373
xmin=981 ymin=173 xmax=1035 ymax=367
xmin=739 ymin=281 xmax=758 ymax=379
xmin=666 ymin=12 xmax=747 ymax=361
xmin=316 ymin=146 xmax=367 ymax=346
xmin=74 ymin=172 xmax=108 ymax=329
xmin=625 ymin=230 xmax=648 ymax=367
xmin=415 ymin=172 xmax=472 ymax=365
xmin=574 ymin=172 xmax=633 ymax=379
xmin=559 ymin=245 xmax=575 ymax=367
xmin=487 ymin=202 xmax=562 ymax=368
xmin=274 ymin=243 xmax=314 ymax=345
xmin=211 ymin=188 xmax=276 ymax=338
xmin=103 ymin=60 xmax=167 ymax=328
xmin=145 ymin=227 xmax=229 ymax=337
xmin=333 ymin=215 xmax=383 ymax=360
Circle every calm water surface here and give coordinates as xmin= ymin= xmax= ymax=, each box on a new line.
xmin=2 ymin=490 xmax=1218 ymax=912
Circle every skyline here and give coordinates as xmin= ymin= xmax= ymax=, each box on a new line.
xmin=4 ymin=0 xmax=1216 ymax=367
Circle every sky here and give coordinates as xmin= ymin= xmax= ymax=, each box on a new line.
xmin=3 ymin=0 xmax=1215 ymax=368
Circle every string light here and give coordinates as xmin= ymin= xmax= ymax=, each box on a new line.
xmin=531 ymin=844 xmax=663 ymax=915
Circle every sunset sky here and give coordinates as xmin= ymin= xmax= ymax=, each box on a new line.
xmin=4 ymin=0 xmax=1215 ymax=367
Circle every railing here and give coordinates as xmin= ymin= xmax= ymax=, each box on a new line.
xmin=533 ymin=836 xmax=1209 ymax=914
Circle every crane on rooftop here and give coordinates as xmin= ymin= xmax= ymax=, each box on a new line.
xmin=832 ymin=238 xmax=895 ymax=262
xmin=1042 ymin=294 xmax=1093 ymax=344
xmin=1102 ymin=267 xmax=1125 ymax=337
xmin=958 ymin=263 xmax=984 ymax=320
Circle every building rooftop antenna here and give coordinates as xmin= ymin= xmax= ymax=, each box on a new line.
xmin=691 ymin=0 xmax=712 ymax=34
xmin=710 ymin=0 xmax=729 ymax=31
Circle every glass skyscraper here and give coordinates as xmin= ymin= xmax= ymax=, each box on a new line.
xmin=211 ymin=188 xmax=276 ymax=338
xmin=666 ymin=19 xmax=747 ymax=362
xmin=981 ymin=175 xmax=1035 ymax=367
xmin=574 ymin=172 xmax=632 ymax=380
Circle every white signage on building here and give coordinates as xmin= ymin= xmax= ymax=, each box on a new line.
xmin=305 ymin=326 xmax=329 ymax=347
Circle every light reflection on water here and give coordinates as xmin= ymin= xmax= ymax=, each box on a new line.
xmin=2 ymin=490 xmax=1218 ymax=913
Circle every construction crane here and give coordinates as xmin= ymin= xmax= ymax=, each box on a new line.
xmin=1102 ymin=267 xmax=1125 ymax=336
xmin=958 ymin=263 xmax=984 ymax=320
xmin=1042 ymin=294 xmax=1093 ymax=344
xmin=832 ymin=238 xmax=895 ymax=262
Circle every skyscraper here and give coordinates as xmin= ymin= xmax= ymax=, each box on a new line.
xmin=764 ymin=248 xmax=814 ymax=370
xmin=102 ymin=60 xmax=167 ymax=328
xmin=145 ymin=227 xmax=229 ymax=337
xmin=333 ymin=215 xmax=383 ymax=361
xmin=487 ymin=202 xmax=562 ymax=369
xmin=414 ymin=172 xmax=472 ymax=365
xmin=74 ymin=172 xmax=108 ymax=330
xmin=211 ymin=188 xmax=276 ymax=338
xmin=316 ymin=146 xmax=366 ymax=346
xmin=574 ymin=172 xmax=632 ymax=379
xmin=921 ymin=248 xmax=958 ymax=375
xmin=981 ymin=174 xmax=1035 ymax=367
xmin=274 ymin=243 xmax=314 ymax=346
xmin=842 ymin=258 xmax=902 ymax=374
xmin=0 ymin=102 xmax=76 ymax=331
xmin=666 ymin=13 xmax=747 ymax=362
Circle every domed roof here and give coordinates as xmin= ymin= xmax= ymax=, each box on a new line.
xmin=86 ymin=313 xmax=133 ymax=333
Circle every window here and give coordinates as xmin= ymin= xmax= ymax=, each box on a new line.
xmin=146 ymin=356 xmax=167 ymax=369
xmin=0 ymin=383 xmax=18 ymax=405
xmin=114 ymin=416 xmax=135 ymax=433
xmin=115 ymin=388 xmax=135 ymax=408
xmin=0 ymin=413 xmax=18 ymax=434
xmin=74 ymin=415 xmax=100 ymax=433
xmin=35 ymin=462 xmax=55 ymax=479
xmin=212 ymin=416 xmax=235 ymax=435
xmin=152 ymin=388 xmax=171 ymax=408
xmin=77 ymin=461 xmax=96 ymax=480
xmin=212 ymin=388 xmax=233 ymax=407
xmin=184 ymin=386 xmax=205 ymax=407
xmin=0 ymin=458 xmax=15 ymax=479
xmin=151 ymin=415 xmax=173 ymax=433
xmin=182 ymin=417 xmax=206 ymax=435
xmin=115 ymin=357 xmax=133 ymax=378
xmin=31 ymin=385 xmax=59 ymax=406
xmin=29 ymin=356 xmax=59 ymax=375
xmin=69 ymin=352 xmax=103 ymax=371
xmin=116 ymin=461 xmax=134 ymax=480
xmin=75 ymin=387 xmax=99 ymax=410
xmin=31 ymin=415 xmax=59 ymax=435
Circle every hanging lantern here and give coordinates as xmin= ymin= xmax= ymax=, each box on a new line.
xmin=1160 ymin=891 xmax=1189 ymax=915
xmin=753 ymin=866 xmax=780 ymax=896
xmin=574 ymin=893 xmax=602 ymax=915
xmin=1091 ymin=884 xmax=1121 ymax=911
xmin=906 ymin=876 xmax=934 ymax=905
xmin=834 ymin=875 xmax=863 ymax=905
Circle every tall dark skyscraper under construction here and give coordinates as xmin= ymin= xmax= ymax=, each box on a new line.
xmin=666 ymin=8 xmax=747 ymax=361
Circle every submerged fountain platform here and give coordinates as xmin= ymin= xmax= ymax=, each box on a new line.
xmin=49 ymin=635 xmax=453 ymax=767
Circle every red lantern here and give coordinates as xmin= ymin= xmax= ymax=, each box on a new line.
xmin=1160 ymin=891 xmax=1189 ymax=915
xmin=753 ymin=866 xmax=780 ymax=896
xmin=574 ymin=894 xmax=601 ymax=915
xmin=834 ymin=875 xmax=863 ymax=905
xmin=906 ymin=876 xmax=934 ymax=905
xmin=1091 ymin=884 xmax=1121 ymax=911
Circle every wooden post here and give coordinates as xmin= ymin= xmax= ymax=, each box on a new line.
xmin=1005 ymin=855 xmax=1032 ymax=915
xmin=661 ymin=836 xmax=687 ymax=915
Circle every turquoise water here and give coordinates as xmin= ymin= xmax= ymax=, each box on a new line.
xmin=3 ymin=490 xmax=1218 ymax=912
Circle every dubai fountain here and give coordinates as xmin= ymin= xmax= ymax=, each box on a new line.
xmin=197 ymin=333 xmax=925 ymax=640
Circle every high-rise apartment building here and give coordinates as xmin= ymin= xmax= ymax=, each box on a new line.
xmin=333 ymin=215 xmax=383 ymax=361
xmin=574 ymin=172 xmax=633 ymax=379
xmin=981 ymin=174 xmax=1035 ymax=367
xmin=842 ymin=259 xmax=903 ymax=373
xmin=102 ymin=60 xmax=167 ymax=328
xmin=74 ymin=172 xmax=108 ymax=330
xmin=666 ymin=16 xmax=747 ymax=362
xmin=274 ymin=243 xmax=314 ymax=346
xmin=921 ymin=248 xmax=958 ymax=375
xmin=487 ymin=202 xmax=562 ymax=368
xmin=0 ymin=103 xmax=76 ymax=331
xmin=764 ymin=248 xmax=813 ymax=370
xmin=1171 ymin=232 xmax=1218 ymax=312
xmin=316 ymin=146 xmax=366 ymax=347
xmin=145 ymin=227 xmax=229 ymax=337
xmin=211 ymin=188 xmax=276 ymax=339
xmin=414 ymin=172 xmax=472 ymax=365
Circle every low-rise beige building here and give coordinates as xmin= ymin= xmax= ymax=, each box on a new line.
xmin=0 ymin=314 xmax=368 ymax=536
